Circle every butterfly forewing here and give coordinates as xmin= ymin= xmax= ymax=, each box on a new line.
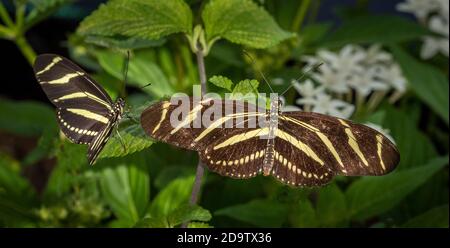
xmin=34 ymin=54 xmax=122 ymax=165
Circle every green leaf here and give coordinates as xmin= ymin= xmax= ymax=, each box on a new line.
xmin=232 ymin=79 xmax=259 ymax=95
xmin=316 ymin=184 xmax=348 ymax=227
xmin=402 ymin=204 xmax=449 ymax=228
xmin=209 ymin=75 xmax=234 ymax=92
xmin=134 ymin=216 xmax=168 ymax=228
xmin=154 ymin=166 xmax=195 ymax=190
xmin=288 ymin=198 xmax=318 ymax=228
xmin=346 ymin=156 xmax=449 ymax=221
xmin=84 ymin=35 xmax=165 ymax=50
xmin=390 ymin=45 xmax=449 ymax=125
xmin=149 ymin=176 xmax=194 ymax=218
xmin=43 ymin=142 xmax=87 ymax=200
xmin=215 ymin=199 xmax=288 ymax=227
xmin=96 ymin=50 xmax=174 ymax=98
xmin=202 ymin=0 xmax=294 ymax=49
xmin=188 ymin=222 xmax=213 ymax=228
xmin=77 ymin=0 xmax=192 ymax=40
xmin=22 ymin=128 xmax=58 ymax=166
xmin=99 ymin=153 xmax=150 ymax=226
xmin=381 ymin=107 xmax=436 ymax=169
xmin=0 ymin=154 xmax=39 ymax=226
xmin=0 ymin=154 xmax=37 ymax=204
xmin=97 ymin=122 xmax=153 ymax=160
xmin=322 ymin=15 xmax=433 ymax=47
xmin=0 ymin=99 xmax=57 ymax=137
xmin=167 ymin=204 xmax=212 ymax=227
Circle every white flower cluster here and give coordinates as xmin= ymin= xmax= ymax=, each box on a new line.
xmin=283 ymin=44 xmax=407 ymax=119
xmin=397 ymin=0 xmax=449 ymax=59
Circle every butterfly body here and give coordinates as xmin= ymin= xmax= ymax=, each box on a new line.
xmin=33 ymin=54 xmax=124 ymax=165
xmin=141 ymin=97 xmax=400 ymax=187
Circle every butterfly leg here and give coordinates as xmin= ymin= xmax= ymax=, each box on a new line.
xmin=115 ymin=128 xmax=127 ymax=153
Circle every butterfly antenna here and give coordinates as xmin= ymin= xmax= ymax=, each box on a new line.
xmin=140 ymin=82 xmax=152 ymax=89
xmin=279 ymin=62 xmax=324 ymax=96
xmin=242 ymin=50 xmax=274 ymax=94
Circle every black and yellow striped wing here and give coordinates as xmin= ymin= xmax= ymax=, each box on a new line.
xmin=141 ymin=98 xmax=399 ymax=187
xmin=33 ymin=54 xmax=123 ymax=165
xmin=270 ymin=112 xmax=399 ymax=186
xmin=141 ymin=97 xmax=268 ymax=178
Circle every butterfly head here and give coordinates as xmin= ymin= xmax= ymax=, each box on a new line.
xmin=115 ymin=98 xmax=126 ymax=116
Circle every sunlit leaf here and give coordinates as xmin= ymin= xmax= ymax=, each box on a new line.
xmin=202 ymin=0 xmax=295 ymax=48
xmin=209 ymin=75 xmax=234 ymax=92
xmin=98 ymin=122 xmax=153 ymax=160
xmin=77 ymin=0 xmax=192 ymax=40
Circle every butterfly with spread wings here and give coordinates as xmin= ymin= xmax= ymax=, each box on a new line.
xmin=33 ymin=54 xmax=125 ymax=165
xmin=141 ymin=96 xmax=399 ymax=187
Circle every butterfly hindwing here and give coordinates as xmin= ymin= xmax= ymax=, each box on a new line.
xmin=198 ymin=127 xmax=268 ymax=179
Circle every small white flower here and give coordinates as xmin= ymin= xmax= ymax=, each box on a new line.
xmin=348 ymin=71 xmax=389 ymax=97
xmin=364 ymin=44 xmax=393 ymax=65
xmin=365 ymin=122 xmax=396 ymax=144
xmin=397 ymin=0 xmax=449 ymax=59
xmin=311 ymin=63 xmax=350 ymax=93
xmin=293 ymin=79 xmax=324 ymax=101
xmin=380 ymin=64 xmax=408 ymax=93
xmin=435 ymin=0 xmax=449 ymax=17
xmin=396 ymin=0 xmax=440 ymax=21
xmin=298 ymin=93 xmax=355 ymax=118
xmin=317 ymin=45 xmax=366 ymax=74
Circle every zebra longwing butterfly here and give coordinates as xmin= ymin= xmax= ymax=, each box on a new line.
xmin=33 ymin=54 xmax=125 ymax=165
xmin=141 ymin=96 xmax=400 ymax=187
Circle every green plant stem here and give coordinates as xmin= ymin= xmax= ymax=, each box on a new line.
xmin=182 ymin=46 xmax=207 ymax=228
xmin=291 ymin=0 xmax=311 ymax=32
xmin=0 ymin=24 xmax=12 ymax=38
xmin=15 ymin=35 xmax=37 ymax=66
xmin=15 ymin=4 xmax=25 ymax=32
xmin=0 ymin=3 xmax=14 ymax=28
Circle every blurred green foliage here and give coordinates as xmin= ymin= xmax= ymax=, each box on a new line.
xmin=0 ymin=0 xmax=448 ymax=227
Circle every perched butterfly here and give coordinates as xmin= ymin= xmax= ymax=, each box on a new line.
xmin=33 ymin=54 xmax=125 ymax=165
xmin=141 ymin=95 xmax=400 ymax=187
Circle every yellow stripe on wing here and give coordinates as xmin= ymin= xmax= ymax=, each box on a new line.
xmin=66 ymin=108 xmax=109 ymax=124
